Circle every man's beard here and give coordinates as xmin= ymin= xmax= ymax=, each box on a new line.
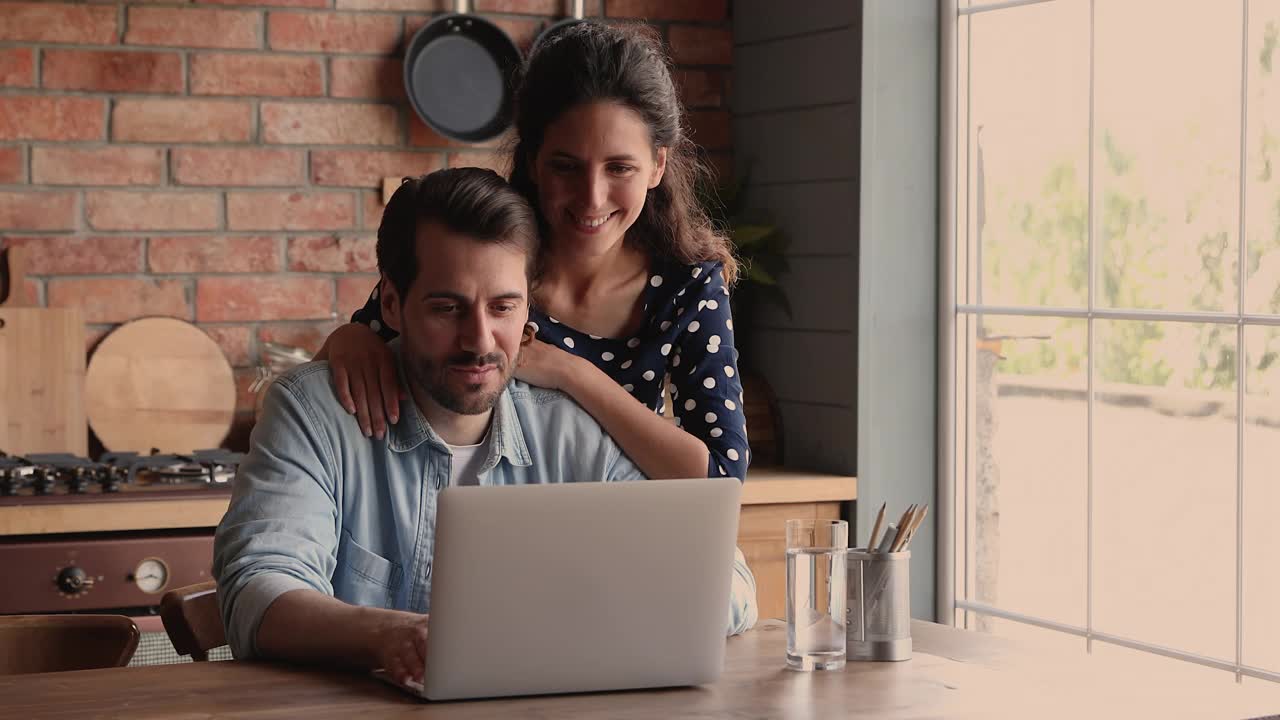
xmin=407 ymin=348 xmax=511 ymax=416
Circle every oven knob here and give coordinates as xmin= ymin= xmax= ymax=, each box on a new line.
xmin=56 ymin=566 xmax=94 ymax=595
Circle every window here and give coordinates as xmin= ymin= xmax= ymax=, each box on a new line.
xmin=944 ymin=0 xmax=1280 ymax=683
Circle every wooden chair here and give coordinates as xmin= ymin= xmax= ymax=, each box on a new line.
xmin=0 ymin=615 xmax=139 ymax=674
xmin=160 ymin=581 xmax=227 ymax=661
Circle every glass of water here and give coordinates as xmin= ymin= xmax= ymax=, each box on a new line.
xmin=785 ymin=518 xmax=848 ymax=671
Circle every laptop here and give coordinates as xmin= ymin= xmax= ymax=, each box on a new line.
xmin=379 ymin=477 xmax=742 ymax=701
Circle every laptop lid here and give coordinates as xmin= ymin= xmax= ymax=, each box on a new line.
xmin=422 ymin=477 xmax=742 ymax=701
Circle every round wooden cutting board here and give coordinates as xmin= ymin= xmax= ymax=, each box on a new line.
xmin=85 ymin=317 xmax=236 ymax=453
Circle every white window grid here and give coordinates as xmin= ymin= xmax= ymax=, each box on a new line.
xmin=937 ymin=0 xmax=1280 ymax=684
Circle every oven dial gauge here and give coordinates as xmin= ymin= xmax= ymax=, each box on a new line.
xmin=133 ymin=558 xmax=169 ymax=594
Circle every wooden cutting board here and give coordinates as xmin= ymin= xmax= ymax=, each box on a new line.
xmin=85 ymin=317 xmax=236 ymax=453
xmin=0 ymin=306 xmax=88 ymax=456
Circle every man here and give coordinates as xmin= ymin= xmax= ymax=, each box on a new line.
xmin=214 ymin=168 xmax=758 ymax=687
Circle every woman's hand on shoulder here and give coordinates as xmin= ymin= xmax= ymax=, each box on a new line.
xmin=325 ymin=322 xmax=402 ymax=439
xmin=513 ymin=327 xmax=578 ymax=391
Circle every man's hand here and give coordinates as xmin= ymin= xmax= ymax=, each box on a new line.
xmin=370 ymin=611 xmax=430 ymax=687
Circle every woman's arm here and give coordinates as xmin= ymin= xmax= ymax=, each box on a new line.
xmin=314 ymin=281 xmax=403 ymax=439
xmin=554 ymin=349 xmax=710 ymax=479
xmin=665 ymin=265 xmax=750 ymax=479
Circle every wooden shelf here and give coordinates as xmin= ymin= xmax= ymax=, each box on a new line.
xmin=741 ymin=466 xmax=856 ymax=505
xmin=0 ymin=497 xmax=230 ymax=537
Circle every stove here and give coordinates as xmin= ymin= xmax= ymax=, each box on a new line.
xmin=0 ymin=449 xmax=244 ymax=664
xmin=0 ymin=449 xmax=240 ymax=502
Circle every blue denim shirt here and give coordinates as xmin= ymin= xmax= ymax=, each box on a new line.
xmin=214 ymin=354 xmax=758 ymax=659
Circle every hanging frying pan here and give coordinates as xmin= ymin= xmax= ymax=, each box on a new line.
xmin=530 ymin=0 xmax=586 ymax=56
xmin=404 ymin=0 xmax=521 ymax=143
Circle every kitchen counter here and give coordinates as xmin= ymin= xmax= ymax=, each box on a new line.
xmin=0 ymin=467 xmax=854 ymax=537
xmin=0 ymin=467 xmax=854 ymax=620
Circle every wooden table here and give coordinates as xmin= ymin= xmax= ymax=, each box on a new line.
xmin=4 ymin=620 xmax=1273 ymax=719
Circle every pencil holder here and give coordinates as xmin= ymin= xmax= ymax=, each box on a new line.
xmin=845 ymin=549 xmax=911 ymax=662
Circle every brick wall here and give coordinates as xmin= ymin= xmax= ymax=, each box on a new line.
xmin=0 ymin=0 xmax=733 ymax=450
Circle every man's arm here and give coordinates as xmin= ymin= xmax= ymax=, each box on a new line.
xmin=214 ymin=371 xmax=433 ymax=683
xmin=257 ymin=589 xmax=429 ymax=686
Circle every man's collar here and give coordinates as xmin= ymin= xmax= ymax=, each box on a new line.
xmin=386 ymin=341 xmax=532 ymax=470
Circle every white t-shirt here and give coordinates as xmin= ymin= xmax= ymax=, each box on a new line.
xmin=445 ymin=431 xmax=490 ymax=487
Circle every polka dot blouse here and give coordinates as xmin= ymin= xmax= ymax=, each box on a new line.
xmin=351 ymin=259 xmax=751 ymax=481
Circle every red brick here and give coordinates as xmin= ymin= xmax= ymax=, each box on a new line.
xmin=493 ymin=17 xmax=541 ymax=52
xmin=43 ymin=50 xmax=183 ymax=94
xmin=203 ymin=325 xmax=254 ymax=367
xmin=0 ymin=48 xmax=34 ymax=87
xmin=409 ymin=116 xmax=495 ymax=148
xmin=268 ymin=12 xmax=401 ymax=54
xmin=287 ymin=235 xmax=376 ymax=272
xmin=48 ymin=278 xmax=191 ymax=324
xmin=336 ymin=0 xmax=443 ymax=9
xmin=227 ymin=191 xmax=356 ymax=231
xmin=203 ymin=0 xmax=326 ymax=6
xmin=2 ymin=236 xmax=143 ymax=274
xmin=84 ymin=326 xmax=110 ymax=354
xmin=126 ymin=7 xmax=261 ymax=50
xmin=233 ymin=367 xmax=258 ymax=413
xmin=668 ymin=25 xmax=732 ymax=66
xmin=32 ymin=147 xmax=164 ymax=186
xmin=86 ymin=191 xmax=221 ymax=231
xmin=311 ymin=150 xmax=442 ymax=188
xmin=706 ymin=151 xmax=733 ymax=186
xmin=474 ymin=0 xmax=601 ymax=14
xmin=447 ymin=150 xmax=509 ymax=174
xmin=149 ymin=236 xmax=282 ymax=273
xmin=196 ymin=276 xmax=334 ymax=322
xmin=688 ymin=110 xmax=730 ymax=150
xmin=0 ymin=147 xmax=22 ymax=184
xmin=262 ymin=102 xmax=398 ymax=145
xmin=607 ymin=0 xmax=725 ymax=21
xmin=337 ymin=274 xmax=379 ymax=315
xmin=0 ymin=97 xmax=104 ymax=141
xmin=257 ymin=321 xmax=342 ymax=357
xmin=0 ymin=3 xmax=118 ymax=44
xmin=330 ymin=57 xmax=405 ymax=101
xmin=361 ymin=190 xmax=384 ymax=230
xmin=0 ymin=191 xmax=75 ymax=230
xmin=113 ymin=99 xmax=252 ymax=143
xmin=172 ymin=148 xmax=306 ymax=187
xmin=674 ymin=69 xmax=723 ymax=108
xmin=191 ymin=53 xmax=323 ymax=97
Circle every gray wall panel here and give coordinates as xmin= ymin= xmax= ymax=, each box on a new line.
xmin=856 ymin=0 xmax=938 ymax=621
xmin=733 ymin=28 xmax=859 ymax=114
xmin=776 ymin=402 xmax=856 ymax=474
xmin=734 ymin=0 xmax=859 ymax=44
xmin=749 ymin=329 xmax=856 ymax=407
xmin=734 ymin=104 xmax=859 ymax=185
xmin=754 ymin=255 xmax=857 ymax=332
xmin=745 ymin=181 xmax=858 ymax=256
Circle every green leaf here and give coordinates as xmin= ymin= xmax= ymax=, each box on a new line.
xmin=747 ymin=264 xmax=778 ymax=286
xmin=733 ymin=224 xmax=776 ymax=249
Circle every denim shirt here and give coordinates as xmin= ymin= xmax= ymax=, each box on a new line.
xmin=214 ymin=355 xmax=758 ymax=659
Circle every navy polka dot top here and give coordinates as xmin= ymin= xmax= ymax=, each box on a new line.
xmin=351 ymin=259 xmax=751 ymax=481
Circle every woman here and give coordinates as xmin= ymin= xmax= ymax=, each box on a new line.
xmin=318 ymin=22 xmax=748 ymax=483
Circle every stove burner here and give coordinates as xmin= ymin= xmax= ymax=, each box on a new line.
xmin=0 ymin=449 xmax=243 ymax=500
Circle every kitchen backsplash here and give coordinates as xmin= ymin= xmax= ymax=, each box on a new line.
xmin=0 ymin=0 xmax=733 ymax=449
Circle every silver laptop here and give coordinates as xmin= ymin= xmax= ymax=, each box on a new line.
xmin=387 ymin=477 xmax=742 ymax=701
